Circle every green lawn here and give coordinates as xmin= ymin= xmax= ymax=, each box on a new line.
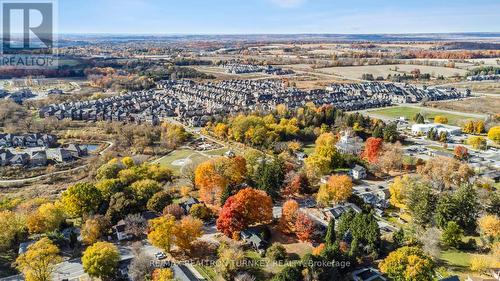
xmin=367 ymin=106 xmax=476 ymax=125
xmin=441 ymin=250 xmax=472 ymax=268
xmin=303 ymin=143 xmax=316 ymax=155
xmin=427 ymin=145 xmax=454 ymax=154
xmin=194 ymin=265 xmax=216 ymax=281
xmin=205 ymin=148 xmax=229 ymax=156
xmin=156 ymin=149 xmax=207 ymax=174
xmin=189 ymin=153 xmax=210 ymax=166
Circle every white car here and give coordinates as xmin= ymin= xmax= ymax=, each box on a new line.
xmin=155 ymin=252 xmax=167 ymax=260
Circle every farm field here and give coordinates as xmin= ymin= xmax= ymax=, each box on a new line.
xmin=426 ymin=96 xmax=500 ymax=115
xmin=366 ymin=106 xmax=482 ymax=125
xmin=191 ymin=66 xmax=273 ymax=79
xmin=438 ymin=81 xmax=500 ymax=95
xmin=317 ymin=64 xmax=468 ymax=80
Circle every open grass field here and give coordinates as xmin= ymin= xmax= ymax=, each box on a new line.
xmin=155 ymin=147 xmax=232 ymax=174
xmin=317 ymin=64 xmax=468 ymax=80
xmin=155 ymin=148 xmax=209 ymax=174
xmin=366 ymin=106 xmax=482 ymax=125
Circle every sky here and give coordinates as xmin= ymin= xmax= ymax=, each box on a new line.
xmin=57 ymin=0 xmax=500 ymax=34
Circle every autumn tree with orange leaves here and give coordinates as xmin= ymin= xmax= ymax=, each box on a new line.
xmin=283 ymin=172 xmax=309 ymax=197
xmin=454 ymin=145 xmax=469 ymax=160
xmin=216 ymin=188 xmax=272 ymax=239
xmin=279 ymin=199 xmax=299 ymax=234
xmin=295 ymin=212 xmax=315 ymax=242
xmin=195 ymin=156 xmax=246 ymax=206
xmin=362 ymin=137 xmax=383 ymax=163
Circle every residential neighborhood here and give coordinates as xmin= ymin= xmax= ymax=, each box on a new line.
xmin=0 ymin=2 xmax=499 ymax=281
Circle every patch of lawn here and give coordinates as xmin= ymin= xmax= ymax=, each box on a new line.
xmin=194 ymin=265 xmax=216 ymax=281
xmin=368 ymin=106 xmax=474 ymax=125
xmin=303 ymin=143 xmax=315 ymax=155
xmin=440 ymin=249 xmax=472 ymax=268
xmin=156 ymin=149 xmax=195 ymax=173
xmin=244 ymin=250 xmax=285 ymax=278
xmin=189 ymin=153 xmax=210 ymax=166
xmin=205 ymin=148 xmax=229 ymax=156
xmin=333 ymin=168 xmax=350 ymax=172
xmin=427 ymin=145 xmax=453 ymax=154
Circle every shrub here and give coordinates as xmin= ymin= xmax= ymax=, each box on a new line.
xmin=163 ymin=204 xmax=184 ymax=219
xmin=189 ymin=204 xmax=212 ymax=221
xmin=266 ymin=243 xmax=287 ymax=261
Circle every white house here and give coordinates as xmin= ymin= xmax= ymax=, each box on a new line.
xmin=336 ymin=131 xmax=364 ymax=155
xmin=411 ymin=123 xmax=462 ymax=136
xmin=350 ymin=165 xmax=367 ymax=180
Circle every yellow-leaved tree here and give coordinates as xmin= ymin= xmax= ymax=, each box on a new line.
xmin=305 ymin=133 xmax=341 ymax=179
xmin=82 ymin=241 xmax=120 ymax=280
xmin=478 ymin=215 xmax=500 ymax=240
xmin=317 ymin=175 xmax=353 ymax=206
xmin=379 ymin=246 xmax=435 ymax=281
xmin=0 ymin=211 xmax=26 ymax=250
xmin=488 ymin=126 xmax=500 ymax=143
xmin=389 ymin=175 xmax=416 ymax=209
xmin=173 ymin=216 xmax=203 ymax=253
xmin=434 ymin=116 xmax=448 ymax=124
xmin=26 ymin=202 xmax=66 ymax=234
xmin=16 ymin=237 xmax=62 ymax=281
xmin=152 ymin=268 xmax=174 ymax=281
xmin=148 ymin=215 xmax=176 ymax=252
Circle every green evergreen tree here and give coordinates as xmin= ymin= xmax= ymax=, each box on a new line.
xmin=324 ymin=218 xmax=336 ymax=246
xmin=392 ymin=228 xmax=405 ymax=248
xmin=349 ymin=237 xmax=360 ymax=258
xmin=416 ymin=114 xmax=425 ymax=124
xmin=254 ymin=158 xmax=284 ymax=200
xmin=220 ymin=185 xmax=232 ymax=206
xmin=441 ymin=221 xmax=463 ymax=248
xmin=372 ymin=126 xmax=383 ymax=138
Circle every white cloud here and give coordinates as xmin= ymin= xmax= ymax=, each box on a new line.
xmin=270 ymin=0 xmax=306 ymax=8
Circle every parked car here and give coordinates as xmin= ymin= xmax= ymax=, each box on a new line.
xmin=155 ymin=252 xmax=167 ymax=260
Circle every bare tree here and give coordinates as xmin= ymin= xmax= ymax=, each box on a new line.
xmin=124 ymin=213 xmax=148 ymax=239
xmin=420 ymin=227 xmax=442 ymax=259
xmin=129 ymin=249 xmax=154 ymax=281
xmin=182 ymin=162 xmax=197 ymax=189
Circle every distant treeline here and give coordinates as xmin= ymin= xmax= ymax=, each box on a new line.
xmin=467 ymin=66 xmax=500 ymax=76
xmin=174 ymin=58 xmax=213 ymax=66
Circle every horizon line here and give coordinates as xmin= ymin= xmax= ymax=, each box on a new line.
xmin=56 ymin=31 xmax=500 ymax=36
